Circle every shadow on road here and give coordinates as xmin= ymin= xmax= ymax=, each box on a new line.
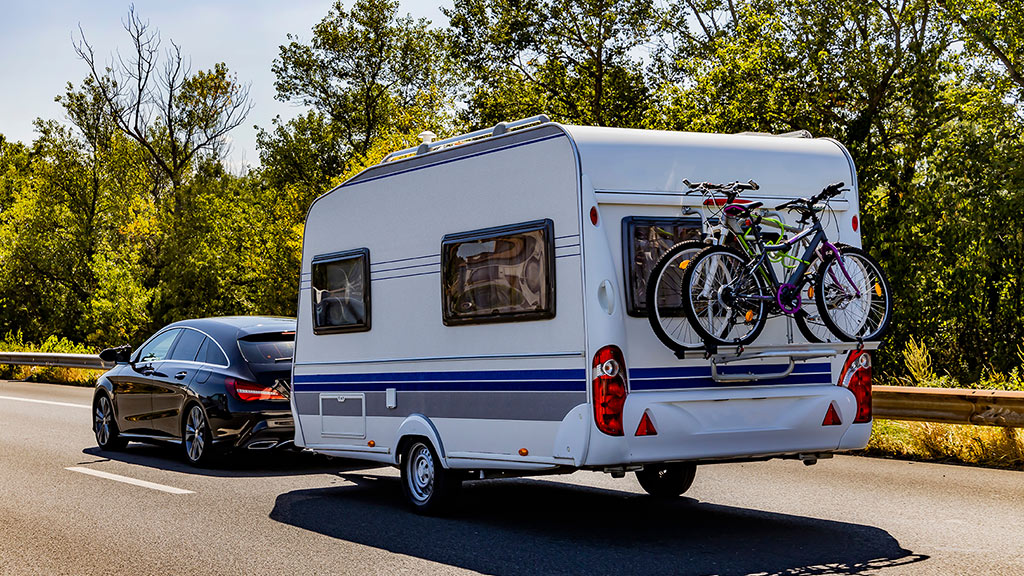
xmin=79 ymin=444 xmax=364 ymax=478
xmin=270 ymin=473 xmax=928 ymax=576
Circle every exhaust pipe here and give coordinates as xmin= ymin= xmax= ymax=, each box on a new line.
xmin=247 ymin=440 xmax=278 ymax=450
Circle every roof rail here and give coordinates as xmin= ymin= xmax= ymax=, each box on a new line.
xmin=380 ymin=114 xmax=551 ymax=164
xmin=735 ymin=129 xmax=813 ymax=138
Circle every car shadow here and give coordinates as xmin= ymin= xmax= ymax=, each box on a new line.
xmin=79 ymin=444 xmax=366 ymax=478
xmin=270 ymin=473 xmax=928 ymax=576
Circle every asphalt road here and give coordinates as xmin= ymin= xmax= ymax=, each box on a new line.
xmin=1 ymin=380 xmax=1022 ymax=576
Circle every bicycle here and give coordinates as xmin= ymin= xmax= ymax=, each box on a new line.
xmin=646 ymin=179 xmax=804 ymax=353
xmin=671 ymin=182 xmax=892 ymax=348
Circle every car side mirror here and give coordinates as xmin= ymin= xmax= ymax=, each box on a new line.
xmin=99 ymin=344 xmax=133 ymax=364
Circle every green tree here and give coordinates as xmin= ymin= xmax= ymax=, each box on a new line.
xmin=267 ymin=0 xmax=447 ymax=168
xmin=446 ymin=0 xmax=655 ymax=127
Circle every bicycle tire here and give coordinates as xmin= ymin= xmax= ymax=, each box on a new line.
xmin=681 ymin=244 xmax=769 ymax=347
xmin=793 ymin=258 xmax=841 ymax=343
xmin=814 ymin=245 xmax=892 ymax=341
xmin=646 ymin=241 xmax=708 ymax=353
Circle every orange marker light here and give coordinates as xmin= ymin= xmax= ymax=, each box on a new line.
xmin=367 ymin=440 xmax=376 ymax=447
xmin=518 ymin=448 xmax=529 ymax=456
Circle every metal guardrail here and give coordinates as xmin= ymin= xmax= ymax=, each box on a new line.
xmin=1 ymin=352 xmax=1022 ymax=427
xmin=873 ymin=385 xmax=1024 ymax=428
xmin=0 ymin=352 xmax=110 ymax=370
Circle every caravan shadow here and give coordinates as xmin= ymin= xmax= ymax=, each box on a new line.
xmin=270 ymin=473 xmax=927 ymax=576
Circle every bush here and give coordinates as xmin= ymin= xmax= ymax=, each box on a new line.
xmin=0 ymin=331 xmax=104 ymax=387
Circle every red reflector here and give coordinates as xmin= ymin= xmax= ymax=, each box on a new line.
xmin=226 ymin=378 xmax=286 ymax=401
xmin=593 ymin=345 xmax=628 ymax=436
xmin=590 ymin=206 xmax=599 ymax=225
xmin=822 ymin=404 xmax=842 ymax=426
xmin=852 ymin=214 xmax=859 ymax=231
xmin=635 ymin=411 xmax=657 ymax=436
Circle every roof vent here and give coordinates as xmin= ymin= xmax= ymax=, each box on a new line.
xmin=416 ymin=131 xmax=437 ymax=155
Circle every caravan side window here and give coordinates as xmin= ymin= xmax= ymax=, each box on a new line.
xmin=622 ymin=216 xmax=702 ymax=316
xmin=311 ymin=248 xmax=371 ymax=334
xmin=441 ymin=219 xmax=555 ymax=325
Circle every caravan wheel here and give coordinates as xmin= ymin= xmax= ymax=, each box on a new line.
xmin=635 ymin=463 xmax=697 ymax=498
xmin=401 ymin=441 xmax=461 ymax=514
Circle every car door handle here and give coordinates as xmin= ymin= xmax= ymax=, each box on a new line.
xmin=175 ymin=371 xmax=188 ymax=380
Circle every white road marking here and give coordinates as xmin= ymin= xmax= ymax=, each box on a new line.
xmin=66 ymin=467 xmax=194 ymax=495
xmin=0 ymin=395 xmax=90 ymax=409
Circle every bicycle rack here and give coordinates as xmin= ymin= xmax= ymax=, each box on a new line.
xmin=707 ymin=341 xmax=880 ymax=382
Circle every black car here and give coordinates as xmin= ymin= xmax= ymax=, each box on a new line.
xmin=92 ymin=316 xmax=296 ymax=466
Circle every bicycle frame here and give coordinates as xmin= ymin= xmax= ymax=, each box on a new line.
xmin=731 ymin=207 xmax=862 ymax=315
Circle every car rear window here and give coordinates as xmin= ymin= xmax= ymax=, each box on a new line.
xmin=238 ymin=333 xmax=295 ymax=364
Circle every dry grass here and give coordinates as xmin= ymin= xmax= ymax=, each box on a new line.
xmin=865 ymin=419 xmax=1024 ymax=470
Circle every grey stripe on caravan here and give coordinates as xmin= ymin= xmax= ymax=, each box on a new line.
xmin=317 ymin=395 xmax=365 ymax=417
xmin=293 ymin=391 xmax=586 ymax=421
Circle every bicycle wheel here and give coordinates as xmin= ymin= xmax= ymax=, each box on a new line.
xmin=682 ymin=245 xmax=769 ymax=347
xmin=646 ymin=241 xmax=707 ymax=353
xmin=815 ymin=245 xmax=892 ymax=341
xmin=793 ymin=259 xmax=842 ymax=343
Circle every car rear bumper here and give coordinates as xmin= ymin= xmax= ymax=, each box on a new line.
xmin=211 ymin=411 xmax=295 ymax=450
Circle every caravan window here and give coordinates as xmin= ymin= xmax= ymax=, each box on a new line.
xmin=441 ymin=219 xmax=555 ymax=325
xmin=311 ymin=248 xmax=371 ymax=334
xmin=622 ymin=217 xmax=702 ymax=316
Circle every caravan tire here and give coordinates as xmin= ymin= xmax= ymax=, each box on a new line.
xmin=401 ymin=440 xmax=461 ymax=514
xmin=635 ymin=463 xmax=697 ymax=498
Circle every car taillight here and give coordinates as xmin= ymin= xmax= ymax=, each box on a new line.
xmin=839 ymin=350 xmax=872 ymax=423
xmin=226 ymin=377 xmax=286 ymax=401
xmin=593 ymin=345 xmax=628 ymax=436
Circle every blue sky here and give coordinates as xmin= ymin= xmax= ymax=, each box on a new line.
xmin=0 ymin=0 xmax=449 ymax=169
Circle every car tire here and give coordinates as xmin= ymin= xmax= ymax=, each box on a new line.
xmin=635 ymin=463 xmax=697 ymax=498
xmin=400 ymin=440 xmax=461 ymax=515
xmin=182 ymin=404 xmax=217 ymax=467
xmin=93 ymin=393 xmax=128 ymax=450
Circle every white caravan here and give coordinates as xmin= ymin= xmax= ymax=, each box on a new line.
xmin=291 ymin=116 xmax=875 ymax=512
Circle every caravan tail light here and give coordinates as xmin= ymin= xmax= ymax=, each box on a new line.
xmin=226 ymin=378 xmax=286 ymax=401
xmin=838 ymin=350 xmax=872 ymax=423
xmin=593 ymin=345 xmax=628 ymax=436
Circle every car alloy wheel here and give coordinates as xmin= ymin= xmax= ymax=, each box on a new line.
xmin=184 ymin=405 xmax=210 ymax=465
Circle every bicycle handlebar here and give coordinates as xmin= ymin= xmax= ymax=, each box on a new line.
xmin=773 ymin=182 xmax=847 ymax=212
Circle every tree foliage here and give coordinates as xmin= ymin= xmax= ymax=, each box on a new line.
xmin=1 ymin=0 xmax=1023 ymax=382
xmin=446 ymin=0 xmax=655 ymax=127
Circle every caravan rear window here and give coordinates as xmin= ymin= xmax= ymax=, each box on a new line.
xmin=441 ymin=219 xmax=555 ymax=325
xmin=622 ymin=217 xmax=702 ymax=316
xmin=311 ymin=248 xmax=371 ymax=334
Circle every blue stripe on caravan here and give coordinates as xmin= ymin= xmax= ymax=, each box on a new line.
xmin=293 ymin=380 xmax=586 ymax=393
xmin=629 ymin=362 xmax=832 ymax=391
xmin=630 ymin=362 xmax=830 ymax=380
xmin=294 ymin=368 xmax=586 ymax=383
xmin=292 ymin=368 xmax=588 ymax=393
